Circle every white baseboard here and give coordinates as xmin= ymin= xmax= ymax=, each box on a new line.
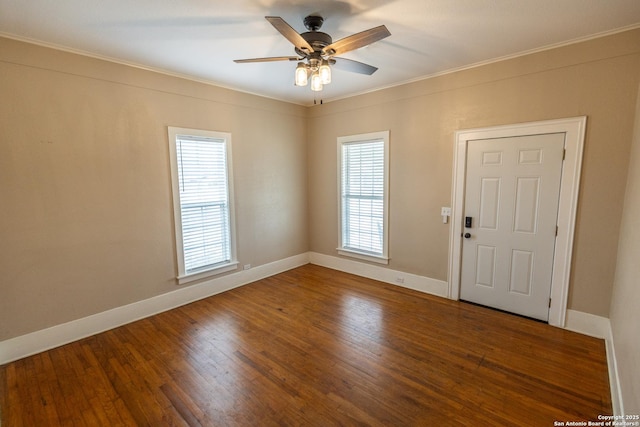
xmin=564 ymin=309 xmax=623 ymax=417
xmin=564 ymin=309 xmax=610 ymax=339
xmin=308 ymin=252 xmax=449 ymax=298
xmin=0 ymin=253 xmax=310 ymax=365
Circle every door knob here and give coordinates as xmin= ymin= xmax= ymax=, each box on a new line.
xmin=464 ymin=233 xmax=471 ymax=239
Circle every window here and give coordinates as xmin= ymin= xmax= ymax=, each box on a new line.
xmin=338 ymin=131 xmax=389 ymax=264
xmin=168 ymin=127 xmax=237 ymax=284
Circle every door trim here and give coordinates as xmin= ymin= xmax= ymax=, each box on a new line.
xmin=448 ymin=117 xmax=587 ymax=327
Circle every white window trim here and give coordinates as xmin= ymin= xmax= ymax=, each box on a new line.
xmin=337 ymin=130 xmax=390 ymax=265
xmin=167 ymin=126 xmax=238 ymax=285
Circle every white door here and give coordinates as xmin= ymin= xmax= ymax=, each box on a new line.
xmin=460 ymin=133 xmax=565 ymax=321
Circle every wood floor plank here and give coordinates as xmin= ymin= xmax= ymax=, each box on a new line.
xmin=0 ymin=264 xmax=611 ymax=425
xmin=31 ymin=353 xmax=61 ymax=424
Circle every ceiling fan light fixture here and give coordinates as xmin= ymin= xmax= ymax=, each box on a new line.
xmin=236 ymin=15 xmax=391 ymax=96
xmin=319 ymin=60 xmax=331 ymax=84
xmin=310 ymin=71 xmax=323 ymax=92
xmin=295 ymin=62 xmax=309 ymax=86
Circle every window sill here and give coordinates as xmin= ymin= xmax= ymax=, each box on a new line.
xmin=177 ymin=261 xmax=239 ymax=285
xmin=337 ymin=248 xmax=389 ymax=265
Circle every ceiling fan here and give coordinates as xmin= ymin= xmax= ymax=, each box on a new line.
xmin=234 ymin=15 xmax=391 ymax=92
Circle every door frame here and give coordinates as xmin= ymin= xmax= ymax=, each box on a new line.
xmin=448 ymin=117 xmax=587 ymax=327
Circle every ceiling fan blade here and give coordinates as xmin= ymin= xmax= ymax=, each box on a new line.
xmin=331 ymin=57 xmax=378 ymax=75
xmin=265 ymin=16 xmax=314 ymax=54
xmin=322 ymin=25 xmax=390 ymax=56
xmin=234 ymin=56 xmax=300 ymax=63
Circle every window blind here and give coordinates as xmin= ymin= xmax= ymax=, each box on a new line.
xmin=341 ymin=139 xmax=385 ymax=255
xmin=175 ymin=135 xmax=231 ymax=273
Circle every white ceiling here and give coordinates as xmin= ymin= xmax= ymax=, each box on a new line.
xmin=1 ymin=0 xmax=639 ymax=106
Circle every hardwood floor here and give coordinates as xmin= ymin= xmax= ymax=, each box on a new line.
xmin=0 ymin=264 xmax=611 ymax=426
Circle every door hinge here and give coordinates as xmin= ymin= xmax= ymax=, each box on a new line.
xmin=563 ymin=149 xmax=566 ymax=160
xmin=549 ymin=298 xmax=552 ymax=308
xmin=556 ymin=226 xmax=558 ymax=236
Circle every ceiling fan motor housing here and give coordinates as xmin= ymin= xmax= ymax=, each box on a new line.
xmin=296 ymin=31 xmax=333 ymax=57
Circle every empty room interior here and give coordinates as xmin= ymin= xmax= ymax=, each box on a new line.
xmin=1 ymin=0 xmax=640 ymax=425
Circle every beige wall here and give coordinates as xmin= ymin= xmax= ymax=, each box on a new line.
xmin=609 ymin=81 xmax=640 ymax=414
xmin=1 ymin=28 xmax=639 ymax=343
xmin=307 ymin=29 xmax=640 ymax=317
xmin=0 ymin=38 xmax=308 ymax=341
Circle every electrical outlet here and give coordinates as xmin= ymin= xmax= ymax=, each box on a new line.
xmin=396 ymin=277 xmax=405 ymax=284
xmin=243 ymin=264 xmax=251 ymax=270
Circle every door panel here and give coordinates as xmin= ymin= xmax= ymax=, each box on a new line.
xmin=460 ymin=133 xmax=564 ymax=321
xmin=513 ymin=177 xmax=540 ymax=233
xmin=509 ymin=250 xmax=533 ymax=295
xmin=479 ymin=178 xmax=500 ymax=230
xmin=475 ymin=245 xmax=496 ymax=288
